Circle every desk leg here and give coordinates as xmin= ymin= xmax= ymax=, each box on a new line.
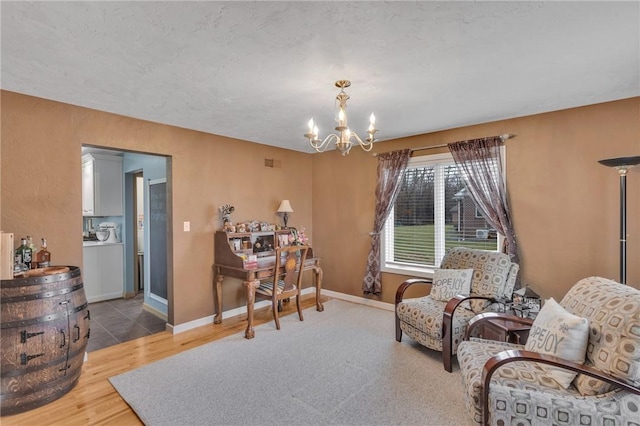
xmin=214 ymin=271 xmax=223 ymax=324
xmin=244 ymin=279 xmax=259 ymax=339
xmin=314 ymin=266 xmax=324 ymax=312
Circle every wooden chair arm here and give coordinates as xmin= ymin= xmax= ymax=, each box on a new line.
xmin=443 ymin=294 xmax=499 ymax=318
xmin=481 ymin=349 xmax=640 ymax=426
xmin=465 ymin=312 xmax=534 ymax=341
xmin=441 ymin=294 xmax=496 ymax=372
xmin=395 ymin=278 xmax=433 ymax=306
xmin=395 ymin=278 xmax=433 ymax=345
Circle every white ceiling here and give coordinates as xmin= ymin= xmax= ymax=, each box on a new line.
xmin=2 ymin=1 xmax=639 ymax=153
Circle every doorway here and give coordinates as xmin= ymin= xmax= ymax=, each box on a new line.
xmin=81 ymin=145 xmax=172 ymax=324
xmin=122 ymin=153 xmax=170 ymax=320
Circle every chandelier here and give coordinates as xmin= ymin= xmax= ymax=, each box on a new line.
xmin=305 ymin=80 xmax=377 ymax=156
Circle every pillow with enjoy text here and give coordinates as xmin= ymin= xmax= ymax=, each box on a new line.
xmin=524 ymin=297 xmax=589 ymax=388
xmin=430 ymin=268 xmax=473 ymax=302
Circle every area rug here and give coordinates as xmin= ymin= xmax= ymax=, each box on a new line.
xmin=109 ymin=300 xmax=466 ymax=425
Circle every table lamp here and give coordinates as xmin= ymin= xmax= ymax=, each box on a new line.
xmin=277 ymin=200 xmax=294 ymax=228
xmin=598 ymin=155 xmax=640 ymax=284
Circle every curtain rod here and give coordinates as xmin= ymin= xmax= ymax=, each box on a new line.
xmin=372 ymin=133 xmax=517 ymax=157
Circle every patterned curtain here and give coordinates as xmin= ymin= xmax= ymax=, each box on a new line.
xmin=363 ymin=149 xmax=411 ymax=295
xmin=448 ymin=137 xmax=521 ymax=285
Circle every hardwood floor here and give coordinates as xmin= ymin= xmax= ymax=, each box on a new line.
xmin=1 ymin=295 xmax=329 ymax=425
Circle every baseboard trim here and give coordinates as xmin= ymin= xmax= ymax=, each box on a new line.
xmin=168 ymin=287 xmax=317 ymax=335
xmin=168 ymin=288 xmax=395 ymax=335
xmin=86 ymin=292 xmax=123 ymax=304
xmin=143 ymin=302 xmax=168 ymax=322
xmin=321 ymin=289 xmax=394 ymax=312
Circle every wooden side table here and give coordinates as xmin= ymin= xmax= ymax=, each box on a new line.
xmin=481 ymin=318 xmax=531 ymax=344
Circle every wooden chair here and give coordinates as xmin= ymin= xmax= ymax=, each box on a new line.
xmin=395 ymin=247 xmax=519 ymax=372
xmin=457 ymin=276 xmax=640 ymax=425
xmin=255 ymin=245 xmax=309 ymax=330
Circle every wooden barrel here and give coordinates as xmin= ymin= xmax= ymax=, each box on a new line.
xmin=1 ymin=266 xmax=90 ymax=415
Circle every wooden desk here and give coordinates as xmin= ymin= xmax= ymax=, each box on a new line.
xmin=213 ymin=230 xmax=323 ymax=339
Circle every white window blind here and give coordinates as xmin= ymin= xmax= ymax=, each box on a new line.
xmin=381 ymin=152 xmax=500 ymax=277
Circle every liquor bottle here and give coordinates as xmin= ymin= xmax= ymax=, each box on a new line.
xmin=27 ymin=236 xmax=37 ymax=269
xmin=14 ymin=238 xmax=26 ymax=265
xmin=16 ymin=238 xmax=32 ymax=269
xmin=36 ymin=238 xmax=51 ymax=268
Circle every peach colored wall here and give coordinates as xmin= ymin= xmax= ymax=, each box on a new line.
xmin=311 ymin=97 xmax=640 ymax=302
xmin=2 ymin=92 xmax=638 ymax=328
xmin=1 ymin=91 xmax=313 ymax=326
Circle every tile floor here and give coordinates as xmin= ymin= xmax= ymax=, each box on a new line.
xmin=86 ymin=293 xmax=167 ymax=352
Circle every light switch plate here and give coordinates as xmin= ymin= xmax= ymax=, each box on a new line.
xmin=183 ymin=221 xmax=190 ymax=232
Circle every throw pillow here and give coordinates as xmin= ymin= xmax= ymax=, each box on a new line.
xmin=430 ymin=268 xmax=473 ymax=302
xmin=524 ymin=298 xmax=589 ymax=388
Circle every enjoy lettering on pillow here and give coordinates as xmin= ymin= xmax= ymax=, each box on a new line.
xmin=527 ymin=323 xmax=566 ymax=354
xmin=430 ymin=268 xmax=473 ymax=302
xmin=434 ymin=276 xmax=468 ymax=292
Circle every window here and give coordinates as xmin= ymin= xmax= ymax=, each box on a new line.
xmin=381 ymin=152 xmax=500 ymax=277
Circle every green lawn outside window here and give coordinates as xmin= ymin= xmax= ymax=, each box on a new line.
xmin=393 ymin=224 xmax=497 ymax=266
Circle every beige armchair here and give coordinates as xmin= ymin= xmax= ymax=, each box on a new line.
xmin=395 ymin=247 xmax=519 ymax=372
xmin=458 ymin=276 xmax=640 ymax=426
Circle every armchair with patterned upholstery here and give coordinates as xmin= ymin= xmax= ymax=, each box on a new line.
xmin=395 ymin=247 xmax=519 ymax=372
xmin=457 ymin=276 xmax=640 ymax=426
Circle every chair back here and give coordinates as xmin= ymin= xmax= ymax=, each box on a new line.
xmin=440 ymin=247 xmax=519 ymax=311
xmin=559 ymin=276 xmax=640 ymax=393
xmin=275 ymin=245 xmax=309 ymax=293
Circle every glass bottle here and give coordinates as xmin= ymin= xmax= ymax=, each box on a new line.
xmin=16 ymin=237 xmax=32 ymax=269
xmin=27 ymin=236 xmax=36 ymax=269
xmin=14 ymin=238 xmax=26 ymax=265
xmin=36 ymin=238 xmax=51 ymax=268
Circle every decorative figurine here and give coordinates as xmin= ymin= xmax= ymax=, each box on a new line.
xmin=220 ymin=204 xmax=235 ymax=229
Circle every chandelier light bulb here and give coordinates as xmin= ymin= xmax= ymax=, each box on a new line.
xmin=338 ymin=108 xmax=346 ymax=127
xmin=308 ymin=118 xmax=314 ymax=133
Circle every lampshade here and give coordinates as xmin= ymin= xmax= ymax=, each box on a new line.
xmin=598 ymin=156 xmax=640 ymax=168
xmin=277 ymin=200 xmax=294 ymax=213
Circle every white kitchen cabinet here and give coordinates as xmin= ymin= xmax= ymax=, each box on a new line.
xmin=82 ymin=153 xmax=123 ymax=216
xmin=83 ymin=243 xmax=124 ymax=303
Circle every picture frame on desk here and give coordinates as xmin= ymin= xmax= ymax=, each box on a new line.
xmin=229 ymin=239 xmax=241 ymax=251
xmin=278 ymin=234 xmax=289 ymax=248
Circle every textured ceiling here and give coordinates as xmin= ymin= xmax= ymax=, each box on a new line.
xmin=2 ymin=1 xmax=639 ymax=153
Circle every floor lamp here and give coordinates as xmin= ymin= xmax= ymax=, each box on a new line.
xmin=598 ymin=156 xmax=640 ymax=284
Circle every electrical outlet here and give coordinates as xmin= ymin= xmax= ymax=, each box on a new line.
xmin=183 ymin=221 xmax=190 ymax=232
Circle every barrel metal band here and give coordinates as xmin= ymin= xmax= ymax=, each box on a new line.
xmin=0 ymin=267 xmax=81 ymax=288
xmin=0 ymin=302 xmax=88 ymax=329
xmin=0 ymin=376 xmax=80 ymax=416
xmin=0 ymin=283 xmax=84 ymax=304
xmin=0 ymin=371 xmax=81 ymax=401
